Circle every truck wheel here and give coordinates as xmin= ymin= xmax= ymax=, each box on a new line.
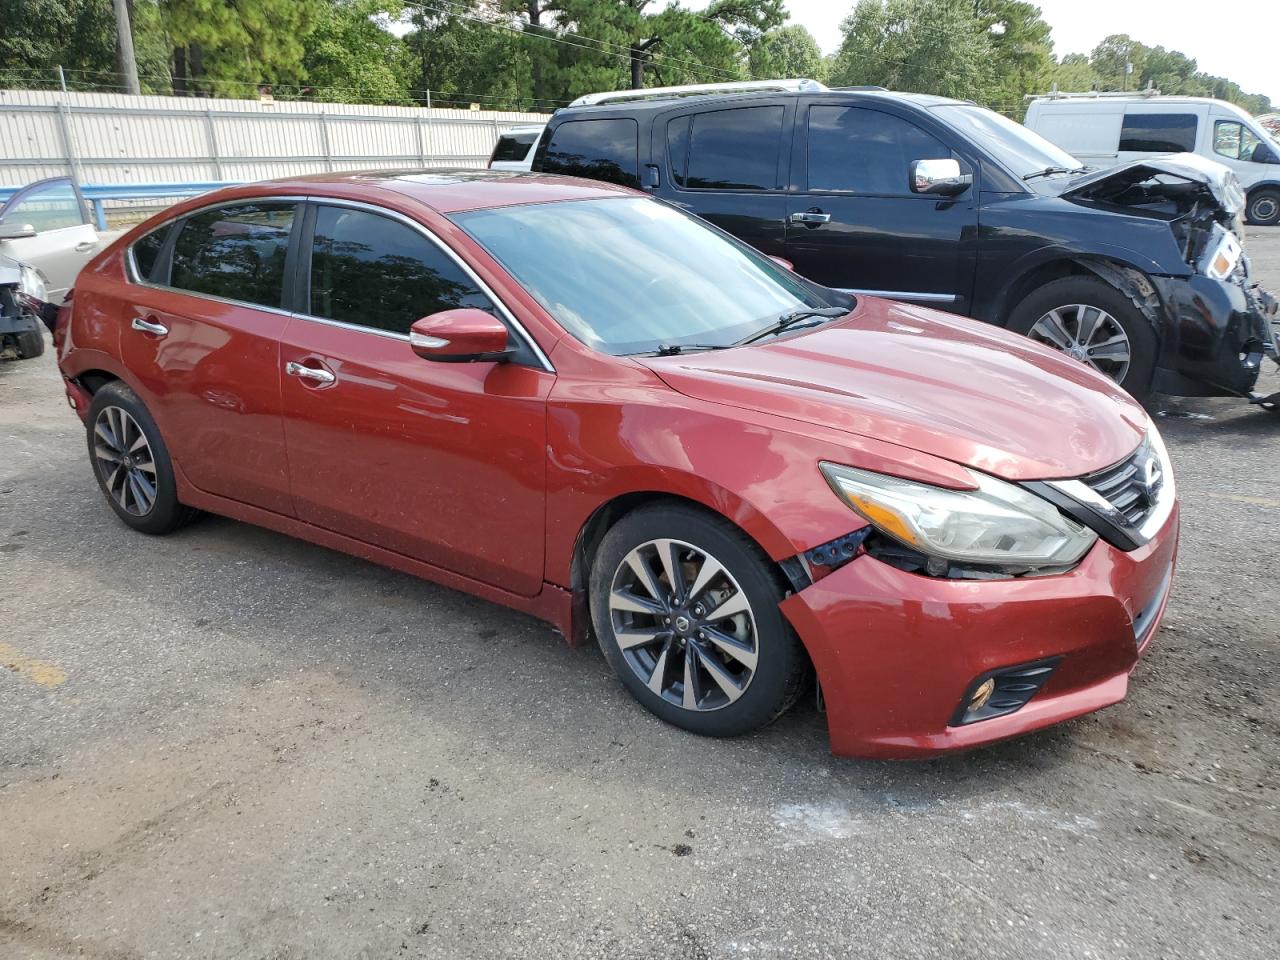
xmin=15 ymin=325 xmax=45 ymax=359
xmin=1246 ymin=188 xmax=1280 ymax=226
xmin=86 ymin=381 xmax=200 ymax=534
xmin=1007 ymin=276 xmax=1157 ymax=402
xmin=589 ymin=503 xmax=808 ymax=738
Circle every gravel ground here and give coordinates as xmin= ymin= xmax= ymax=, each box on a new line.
xmin=1 ymin=230 xmax=1278 ymax=960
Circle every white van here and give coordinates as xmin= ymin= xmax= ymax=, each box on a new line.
xmin=1024 ymin=94 xmax=1280 ymax=225
xmin=487 ymin=124 xmax=545 ymax=172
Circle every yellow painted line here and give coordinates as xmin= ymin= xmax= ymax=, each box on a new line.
xmin=1183 ymin=491 xmax=1280 ymax=508
xmin=0 ymin=642 xmax=67 ymax=689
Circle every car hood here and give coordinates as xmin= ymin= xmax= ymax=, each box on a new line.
xmin=641 ymin=299 xmax=1149 ymax=482
xmin=1053 ymin=152 xmax=1245 ymax=216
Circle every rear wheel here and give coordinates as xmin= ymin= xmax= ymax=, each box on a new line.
xmin=1007 ymin=275 xmax=1158 ymax=401
xmin=15 ymin=324 xmax=45 ymax=359
xmin=1246 ymin=188 xmax=1280 ymax=226
xmin=589 ymin=503 xmax=807 ymax=738
xmin=86 ymin=382 xmax=198 ymax=534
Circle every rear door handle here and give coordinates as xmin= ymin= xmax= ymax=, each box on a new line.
xmin=75 ymin=240 xmax=97 ymax=252
xmin=790 ymin=211 xmax=831 ymax=224
xmin=285 ymin=361 xmax=336 ymax=385
xmin=131 ymin=316 xmax=168 ymax=336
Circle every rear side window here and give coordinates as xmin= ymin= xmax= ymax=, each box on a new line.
xmin=308 ymin=206 xmax=492 ymax=336
xmin=540 ymin=118 xmax=640 ymax=188
xmin=807 ymin=106 xmax=949 ymax=195
xmin=130 ymin=226 xmax=169 ymax=283
xmin=1120 ymin=113 xmax=1198 ymax=153
xmin=170 ymin=202 xmax=296 ymax=308
xmin=492 ymin=130 xmax=539 ymax=163
xmin=682 ymin=106 xmax=784 ymax=191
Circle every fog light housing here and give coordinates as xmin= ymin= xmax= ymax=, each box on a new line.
xmin=951 ymin=658 xmax=1060 ymax=726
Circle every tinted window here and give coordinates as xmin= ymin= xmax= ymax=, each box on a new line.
xmin=170 ymin=203 xmax=295 ymax=307
xmin=541 ymin=118 xmax=640 ymax=188
xmin=1120 ymin=113 xmax=1198 ymax=153
xmin=808 ymin=106 xmax=949 ymax=194
xmin=309 ymin=206 xmax=492 ymax=335
xmin=667 ymin=116 xmax=692 ymax=186
xmin=492 ymin=130 xmax=539 ymax=162
xmin=130 ymin=226 xmax=169 ymax=283
xmin=1213 ymin=120 xmax=1262 ymax=161
xmin=685 ymin=107 xmax=784 ymax=191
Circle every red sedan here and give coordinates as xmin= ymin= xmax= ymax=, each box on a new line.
xmin=54 ymin=171 xmax=1178 ymax=758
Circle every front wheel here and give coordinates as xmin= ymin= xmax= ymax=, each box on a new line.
xmin=1007 ymin=275 xmax=1158 ymax=402
xmin=589 ymin=504 xmax=808 ymax=738
xmin=1246 ymin=188 xmax=1280 ymax=227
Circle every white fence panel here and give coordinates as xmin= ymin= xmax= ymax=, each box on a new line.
xmin=0 ymin=88 xmax=547 ymax=189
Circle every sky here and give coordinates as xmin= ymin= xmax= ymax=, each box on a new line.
xmin=693 ymin=0 xmax=1280 ymax=104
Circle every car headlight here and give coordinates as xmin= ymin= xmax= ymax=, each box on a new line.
xmin=17 ymin=263 xmax=47 ymax=304
xmin=819 ymin=462 xmax=1097 ymax=570
xmin=1202 ymin=228 xmax=1243 ymax=280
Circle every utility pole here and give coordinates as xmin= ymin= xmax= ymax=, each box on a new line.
xmin=113 ymin=0 xmax=141 ymax=96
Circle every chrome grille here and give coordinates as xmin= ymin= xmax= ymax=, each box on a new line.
xmin=1081 ymin=446 xmax=1160 ymax=528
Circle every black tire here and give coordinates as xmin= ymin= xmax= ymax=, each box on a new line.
xmin=1246 ymin=188 xmax=1280 ymax=226
xmin=589 ymin=502 xmax=808 ymax=738
xmin=1007 ymin=275 xmax=1158 ymax=402
xmin=15 ymin=324 xmax=45 ymax=359
xmin=85 ymin=381 xmax=199 ymax=535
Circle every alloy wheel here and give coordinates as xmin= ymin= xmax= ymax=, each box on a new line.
xmin=92 ymin=406 xmax=158 ymax=516
xmin=608 ymin=538 xmax=758 ymax=712
xmin=1028 ymin=303 xmax=1132 ymax=383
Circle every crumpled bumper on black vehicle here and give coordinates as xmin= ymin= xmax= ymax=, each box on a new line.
xmin=1150 ymin=273 xmax=1279 ymax=398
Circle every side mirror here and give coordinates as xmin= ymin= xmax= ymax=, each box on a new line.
xmin=910 ymin=158 xmax=971 ymax=197
xmin=0 ymin=222 xmax=37 ymax=240
xmin=409 ymin=308 xmax=512 ymax=363
xmin=1251 ymin=142 xmax=1279 ymax=164
xmin=768 ymin=255 xmax=795 ymax=272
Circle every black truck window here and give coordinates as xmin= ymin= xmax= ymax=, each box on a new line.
xmin=679 ymin=106 xmax=785 ymax=191
xmin=541 ymin=118 xmax=641 ymax=188
xmin=807 ymin=106 xmax=949 ymax=195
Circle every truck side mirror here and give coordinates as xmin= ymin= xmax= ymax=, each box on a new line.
xmin=910 ymin=158 xmax=972 ymax=197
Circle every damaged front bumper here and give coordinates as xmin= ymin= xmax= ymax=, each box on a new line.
xmin=1149 ymin=271 xmax=1279 ymax=398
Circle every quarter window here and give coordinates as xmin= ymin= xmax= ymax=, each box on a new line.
xmin=1120 ymin=113 xmax=1198 ymax=153
xmin=130 ymin=226 xmax=169 ymax=283
xmin=540 ymin=118 xmax=641 ymax=188
xmin=1213 ymin=120 xmax=1262 ymax=161
xmin=683 ymin=106 xmax=784 ymax=191
xmin=308 ymin=206 xmax=493 ymax=336
xmin=169 ymin=202 xmax=296 ymax=308
xmin=807 ymin=106 xmax=950 ymax=195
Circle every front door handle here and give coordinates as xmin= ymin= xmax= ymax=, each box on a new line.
xmin=131 ymin=316 xmax=168 ymax=336
xmin=790 ymin=210 xmax=831 ymax=224
xmin=75 ymin=240 xmax=97 ymax=252
xmin=285 ymin=361 xmax=336 ymax=385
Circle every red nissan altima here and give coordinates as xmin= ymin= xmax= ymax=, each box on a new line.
xmin=54 ymin=171 xmax=1178 ymax=758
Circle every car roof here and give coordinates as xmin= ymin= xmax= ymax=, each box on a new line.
xmin=246 ymin=168 xmax=639 ymax=214
xmin=552 ymin=89 xmax=969 ymax=115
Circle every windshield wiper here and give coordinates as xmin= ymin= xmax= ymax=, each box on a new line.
xmin=650 ymin=343 xmax=732 ymax=356
xmin=736 ymin=306 xmax=849 ymax=346
xmin=1023 ymin=165 xmax=1084 ymax=182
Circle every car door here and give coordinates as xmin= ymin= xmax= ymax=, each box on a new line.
xmin=0 ymin=177 xmax=100 ymax=299
xmin=656 ymin=101 xmax=794 ymax=259
xmin=118 ymin=200 xmax=297 ymax=516
xmin=279 ymin=201 xmax=552 ymax=597
xmin=783 ymin=101 xmax=978 ymax=312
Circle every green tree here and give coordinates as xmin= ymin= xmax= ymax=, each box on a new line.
xmin=1049 ymin=52 xmax=1097 ymax=93
xmin=974 ymin=0 xmax=1054 ymax=105
xmin=1089 ymin=33 xmax=1145 ymax=91
xmin=303 ymin=0 xmax=412 ymax=103
xmin=406 ymin=2 xmax=533 ymax=109
xmin=0 ymin=0 xmax=115 ymax=85
xmin=829 ymin=0 xmax=996 ymax=101
xmin=748 ymin=24 xmax=825 ymax=81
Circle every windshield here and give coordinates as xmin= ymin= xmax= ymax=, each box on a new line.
xmin=932 ymin=104 xmax=1083 ymax=178
xmin=451 ymin=197 xmax=841 ymax=355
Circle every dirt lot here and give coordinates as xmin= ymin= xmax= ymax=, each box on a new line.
xmin=2 ymin=231 xmax=1278 ymax=960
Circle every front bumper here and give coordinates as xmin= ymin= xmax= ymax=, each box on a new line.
xmin=1152 ymin=273 xmax=1278 ymax=397
xmin=780 ymin=504 xmax=1179 ymax=759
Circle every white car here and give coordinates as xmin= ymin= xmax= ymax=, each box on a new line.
xmin=0 ymin=177 xmax=103 ymax=360
xmin=1024 ymin=94 xmax=1280 ymax=225
xmin=487 ymin=124 xmax=545 ymax=172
